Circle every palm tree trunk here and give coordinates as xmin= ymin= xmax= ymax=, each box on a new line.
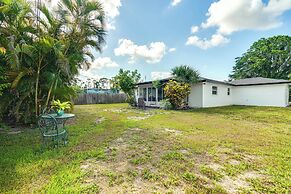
xmin=35 ymin=57 xmax=43 ymax=116
xmin=45 ymin=79 xmax=55 ymax=108
xmin=51 ymin=78 xmax=58 ymax=102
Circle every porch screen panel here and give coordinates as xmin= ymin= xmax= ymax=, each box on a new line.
xmin=158 ymin=87 xmax=163 ymax=101
xmin=148 ymin=87 xmax=152 ymax=101
xmin=151 ymin=88 xmax=156 ymax=101
xmin=143 ymin=88 xmax=147 ymax=101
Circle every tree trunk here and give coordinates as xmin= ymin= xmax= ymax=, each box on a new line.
xmin=35 ymin=58 xmax=42 ymax=116
xmin=45 ymin=79 xmax=54 ymax=108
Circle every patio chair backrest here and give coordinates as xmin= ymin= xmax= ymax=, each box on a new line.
xmin=38 ymin=114 xmax=58 ymax=135
xmin=138 ymin=97 xmax=145 ymax=109
xmin=42 ymin=107 xmax=56 ymax=114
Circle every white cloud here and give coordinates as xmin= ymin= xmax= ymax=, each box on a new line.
xmin=171 ymin=0 xmax=182 ymax=7
xmin=168 ymin=48 xmax=176 ymax=52
xmin=114 ymin=39 xmax=167 ymax=64
xmin=79 ymin=69 xmax=102 ymax=80
xmin=202 ymin=0 xmax=291 ymax=35
xmin=187 ymin=0 xmax=291 ymax=49
xmin=99 ymin=0 xmax=122 ymax=30
xmin=186 ymin=33 xmax=229 ymax=50
xmin=191 ymin=26 xmax=199 ymax=34
xmin=39 ymin=0 xmax=122 ymax=31
xmin=151 ymin=72 xmax=172 ymax=80
xmin=99 ymin=0 xmax=121 ymax=19
xmin=77 ymin=57 xmax=118 ymax=81
xmin=91 ymin=57 xmax=119 ymax=69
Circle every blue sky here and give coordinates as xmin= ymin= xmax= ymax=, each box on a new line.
xmin=78 ymin=0 xmax=291 ymax=81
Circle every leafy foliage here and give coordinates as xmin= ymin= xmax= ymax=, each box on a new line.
xmin=51 ymin=100 xmax=71 ymax=112
xmin=0 ymin=0 xmax=106 ymax=123
xmin=164 ymin=80 xmax=191 ymax=109
xmin=164 ymin=65 xmax=199 ymax=109
xmin=171 ymin=65 xmax=200 ymax=84
xmin=159 ymin=99 xmax=173 ymax=110
xmin=152 ymin=80 xmax=163 ymax=89
xmin=230 ymin=35 xmax=291 ymax=80
xmin=112 ymin=69 xmax=141 ymax=105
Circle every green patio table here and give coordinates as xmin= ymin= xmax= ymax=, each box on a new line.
xmin=39 ymin=113 xmax=75 ymax=148
xmin=41 ymin=113 xmax=75 ymax=126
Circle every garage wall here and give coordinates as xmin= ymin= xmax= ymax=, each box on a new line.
xmin=232 ymin=84 xmax=289 ymax=107
xmin=188 ymin=83 xmax=203 ymax=108
xmin=202 ymin=82 xmax=233 ymax=107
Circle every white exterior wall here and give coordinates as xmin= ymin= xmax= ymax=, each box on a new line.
xmin=232 ymin=84 xmax=289 ymax=107
xmin=188 ymin=83 xmax=203 ymax=108
xmin=202 ymin=82 xmax=233 ymax=107
xmin=136 ymin=81 xmax=290 ymax=108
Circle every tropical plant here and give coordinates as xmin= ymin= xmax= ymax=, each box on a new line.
xmin=165 ymin=65 xmax=199 ymax=109
xmin=159 ymin=99 xmax=173 ymax=110
xmin=163 ymin=80 xmax=191 ymax=109
xmin=230 ymin=35 xmax=291 ymax=80
xmin=171 ymin=65 xmax=200 ymax=84
xmin=112 ymin=69 xmax=141 ymax=105
xmin=51 ymin=100 xmax=71 ymax=112
xmin=0 ymin=0 xmax=106 ymax=123
xmin=152 ymin=80 xmax=163 ymax=89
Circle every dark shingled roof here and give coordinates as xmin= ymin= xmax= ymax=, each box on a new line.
xmin=229 ymin=77 xmax=291 ymax=86
xmin=136 ymin=76 xmax=230 ymax=85
xmin=136 ymin=76 xmax=291 ymax=86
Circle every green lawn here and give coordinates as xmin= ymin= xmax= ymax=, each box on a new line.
xmin=0 ymin=104 xmax=290 ymax=193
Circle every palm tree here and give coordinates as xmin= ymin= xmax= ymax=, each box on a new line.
xmin=170 ymin=65 xmax=200 ymax=107
xmin=0 ymin=0 xmax=107 ymax=123
xmin=171 ymin=65 xmax=200 ymax=84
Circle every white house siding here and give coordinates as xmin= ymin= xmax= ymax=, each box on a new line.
xmin=188 ymin=83 xmax=203 ymax=108
xmin=202 ymin=82 xmax=233 ymax=107
xmin=232 ymin=84 xmax=289 ymax=107
xmin=136 ymin=80 xmax=290 ymax=108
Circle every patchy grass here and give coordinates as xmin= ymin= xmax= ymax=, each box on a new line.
xmin=0 ymin=104 xmax=290 ymax=193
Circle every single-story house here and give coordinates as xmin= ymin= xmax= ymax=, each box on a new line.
xmin=135 ymin=77 xmax=291 ymax=108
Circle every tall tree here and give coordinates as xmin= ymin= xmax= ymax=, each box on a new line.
xmin=230 ymin=35 xmax=291 ymax=80
xmin=165 ymin=65 xmax=200 ymax=109
xmin=0 ymin=0 xmax=106 ymax=123
xmin=112 ymin=69 xmax=141 ymax=105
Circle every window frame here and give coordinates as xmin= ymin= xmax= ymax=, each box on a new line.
xmin=227 ymin=88 xmax=230 ymax=95
xmin=212 ymin=86 xmax=218 ymax=95
xmin=143 ymin=88 xmax=147 ymax=101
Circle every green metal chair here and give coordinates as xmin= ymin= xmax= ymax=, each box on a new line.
xmin=38 ymin=114 xmax=68 ymax=149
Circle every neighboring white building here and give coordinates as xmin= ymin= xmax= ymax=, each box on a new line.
xmin=135 ymin=77 xmax=291 ymax=108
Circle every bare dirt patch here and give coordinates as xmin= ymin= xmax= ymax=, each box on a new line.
xmin=95 ymin=117 xmax=105 ymax=124
xmin=218 ymin=171 xmax=265 ymax=193
xmin=207 ymin=163 xmax=224 ymax=171
xmin=228 ymin=159 xmax=241 ymax=165
xmin=127 ymin=116 xmax=151 ymax=121
xmin=164 ymin=128 xmax=182 ymax=136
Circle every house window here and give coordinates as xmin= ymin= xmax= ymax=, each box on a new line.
xmin=227 ymin=88 xmax=230 ymax=95
xmin=148 ymin=88 xmax=156 ymax=101
xmin=148 ymin=87 xmax=152 ymax=101
xmin=158 ymin=87 xmax=163 ymax=101
xmin=212 ymin=86 xmax=218 ymax=95
xmin=151 ymin=88 xmax=156 ymax=101
xmin=143 ymin=88 xmax=147 ymax=101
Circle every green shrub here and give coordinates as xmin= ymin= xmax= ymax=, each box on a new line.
xmin=159 ymin=99 xmax=173 ymax=110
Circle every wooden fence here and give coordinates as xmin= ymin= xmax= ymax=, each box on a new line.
xmin=74 ymin=93 xmax=127 ymax=105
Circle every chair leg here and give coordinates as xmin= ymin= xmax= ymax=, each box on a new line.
xmin=63 ymin=131 xmax=68 ymax=146
xmin=41 ymin=136 xmax=46 ymax=152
